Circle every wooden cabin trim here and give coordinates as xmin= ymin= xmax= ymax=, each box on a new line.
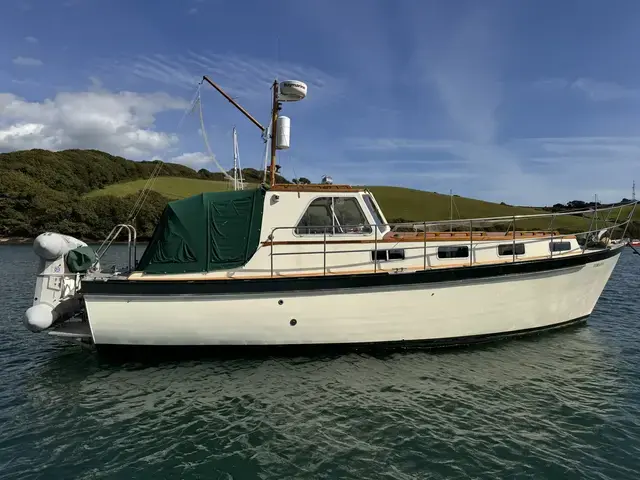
xmin=262 ymin=232 xmax=575 ymax=246
xmin=270 ymin=184 xmax=364 ymax=192
xmin=382 ymin=230 xmax=562 ymax=240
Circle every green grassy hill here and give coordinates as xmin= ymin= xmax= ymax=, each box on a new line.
xmin=368 ymin=186 xmax=540 ymax=219
xmin=367 ymin=186 xmax=640 ymax=234
xmin=1 ymin=148 xmax=637 ymax=241
xmin=86 ymin=177 xmax=250 ymax=200
xmin=88 ymin=177 xmax=552 ymax=219
xmin=87 ymin=178 xmax=632 ymax=235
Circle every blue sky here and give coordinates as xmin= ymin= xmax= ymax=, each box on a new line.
xmin=2 ymin=0 xmax=640 ymax=205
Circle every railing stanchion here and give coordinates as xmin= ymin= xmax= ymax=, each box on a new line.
xmin=270 ymin=230 xmax=274 ymax=277
xmin=132 ymin=226 xmax=137 ymax=270
xmin=469 ymin=220 xmax=473 ymax=266
xmin=128 ymin=226 xmax=133 ymax=270
xmin=583 ymin=209 xmax=596 ymax=254
xmin=512 ymin=216 xmax=516 ymax=263
xmin=374 ymin=226 xmax=378 ymax=273
xmin=423 ymin=222 xmax=427 ymax=271
xmin=92 ymin=223 xmax=137 ymax=272
xmin=323 ymin=228 xmax=327 ymax=276
xmin=549 ymin=213 xmax=555 ymax=259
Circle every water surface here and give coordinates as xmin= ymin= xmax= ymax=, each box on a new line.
xmin=1 ymin=245 xmax=640 ymax=479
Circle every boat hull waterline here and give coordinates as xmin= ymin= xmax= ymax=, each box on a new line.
xmin=79 ymin=246 xmax=622 ymax=347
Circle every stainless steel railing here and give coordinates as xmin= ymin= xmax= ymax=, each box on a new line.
xmin=266 ymin=201 xmax=638 ymax=277
xmin=92 ymin=223 xmax=137 ymax=272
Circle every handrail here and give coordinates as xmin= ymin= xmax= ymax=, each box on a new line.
xmin=266 ymin=200 xmax=637 ymax=276
xmin=92 ymin=223 xmax=137 ymax=272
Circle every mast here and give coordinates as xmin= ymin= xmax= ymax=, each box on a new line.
xmin=633 ymin=180 xmax=636 ymax=201
xmin=200 ymin=75 xmax=306 ymax=187
xmin=232 ymin=126 xmax=238 ymax=191
xmin=269 ymin=80 xmax=279 ymax=187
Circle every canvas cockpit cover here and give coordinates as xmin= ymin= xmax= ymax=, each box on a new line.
xmin=137 ymin=187 xmax=266 ymax=274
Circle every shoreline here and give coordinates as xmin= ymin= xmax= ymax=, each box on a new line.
xmin=0 ymin=237 xmax=147 ymax=245
xmin=0 ymin=237 xmax=31 ymax=245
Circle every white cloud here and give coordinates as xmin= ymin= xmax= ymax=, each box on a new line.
xmin=0 ymin=89 xmax=188 ymax=159
xmin=570 ymin=78 xmax=640 ymax=101
xmin=346 ymin=137 xmax=461 ymax=151
xmin=532 ymin=78 xmax=569 ymax=91
xmin=534 ymin=77 xmax=640 ymax=102
xmin=25 ymin=36 xmax=38 ymax=44
xmin=101 ymin=52 xmax=342 ymax=102
xmin=187 ymin=7 xmax=197 ymax=14
xmin=11 ymin=78 xmax=39 ymax=87
xmin=171 ymin=151 xmax=211 ymax=168
xmin=12 ymin=56 xmax=43 ymax=67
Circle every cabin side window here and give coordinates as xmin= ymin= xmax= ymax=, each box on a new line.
xmin=372 ymin=249 xmax=405 ymax=261
xmin=437 ymin=246 xmax=469 ymax=259
xmin=550 ymin=241 xmax=571 ymax=252
xmin=295 ymin=197 xmax=373 ymax=235
xmin=498 ymin=243 xmax=525 ymax=256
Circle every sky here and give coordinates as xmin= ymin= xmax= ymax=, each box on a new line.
xmin=2 ymin=0 xmax=640 ymax=205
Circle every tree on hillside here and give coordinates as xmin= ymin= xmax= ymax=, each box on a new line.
xmin=298 ymin=177 xmax=311 ymax=184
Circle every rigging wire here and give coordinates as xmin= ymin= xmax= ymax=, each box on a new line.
xmin=197 ymin=89 xmax=235 ymax=182
xmin=125 ymin=82 xmax=206 ymax=221
xmin=232 ymin=127 xmax=245 ymax=190
xmin=124 ymin=77 xmax=272 ymax=221
xmin=177 ymin=81 xmax=203 ymax=131
xmin=127 ymin=160 xmax=163 ymax=221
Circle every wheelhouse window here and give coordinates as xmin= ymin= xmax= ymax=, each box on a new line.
xmin=437 ymin=246 xmax=469 ymax=259
xmin=295 ymin=197 xmax=373 ymax=235
xmin=550 ymin=241 xmax=571 ymax=252
xmin=498 ymin=243 xmax=525 ymax=256
xmin=363 ymin=194 xmax=385 ymax=234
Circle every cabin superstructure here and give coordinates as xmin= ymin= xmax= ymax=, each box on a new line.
xmin=124 ymin=183 xmax=584 ymax=281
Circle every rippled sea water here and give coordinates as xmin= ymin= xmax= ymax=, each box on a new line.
xmin=1 ymin=245 xmax=640 ymax=479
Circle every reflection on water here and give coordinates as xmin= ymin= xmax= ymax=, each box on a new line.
xmin=1 ymin=245 xmax=640 ymax=479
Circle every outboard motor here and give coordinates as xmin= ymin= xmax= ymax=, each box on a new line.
xmin=24 ymin=232 xmax=98 ymax=333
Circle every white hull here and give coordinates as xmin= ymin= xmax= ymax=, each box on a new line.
xmin=82 ymin=248 xmax=621 ymax=347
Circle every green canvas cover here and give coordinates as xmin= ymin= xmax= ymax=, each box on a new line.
xmin=66 ymin=246 xmax=96 ymax=273
xmin=137 ymin=187 xmax=266 ymax=274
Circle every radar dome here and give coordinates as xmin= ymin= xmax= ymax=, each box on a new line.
xmin=321 ymin=175 xmax=333 ymax=185
xmin=279 ymin=80 xmax=307 ymax=102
